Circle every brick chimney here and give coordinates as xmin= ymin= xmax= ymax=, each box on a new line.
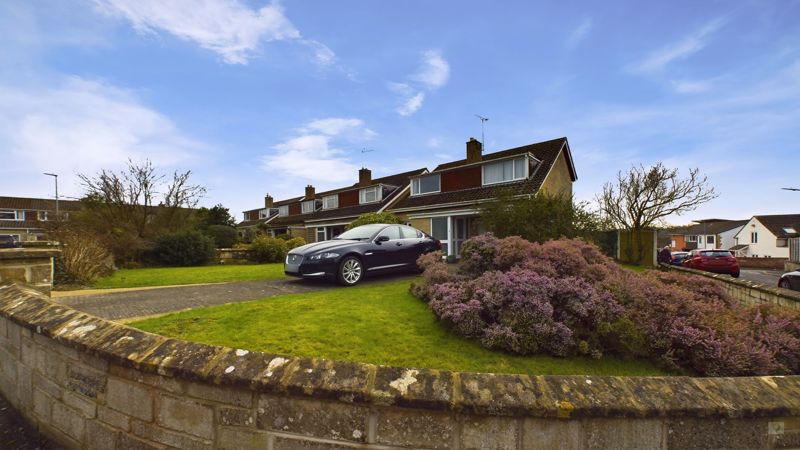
xmin=264 ymin=194 xmax=274 ymax=208
xmin=305 ymin=185 xmax=315 ymax=199
xmin=466 ymin=137 xmax=483 ymax=163
xmin=359 ymin=168 xmax=372 ymax=186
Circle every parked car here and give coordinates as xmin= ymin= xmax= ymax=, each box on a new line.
xmin=670 ymin=251 xmax=690 ymax=266
xmin=284 ymin=223 xmax=441 ymax=286
xmin=0 ymin=235 xmax=19 ymax=248
xmin=779 ymin=270 xmax=800 ymax=291
xmin=682 ymin=249 xmax=740 ymax=278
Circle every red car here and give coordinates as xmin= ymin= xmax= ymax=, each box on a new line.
xmin=682 ymin=249 xmax=740 ymax=278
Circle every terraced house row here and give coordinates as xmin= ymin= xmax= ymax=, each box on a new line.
xmin=239 ymin=137 xmax=577 ymax=257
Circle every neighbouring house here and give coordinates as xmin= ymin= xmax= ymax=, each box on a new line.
xmin=732 ymin=214 xmax=800 ymax=258
xmin=670 ymin=219 xmax=748 ymax=252
xmin=0 ymin=196 xmax=82 ymax=242
xmin=238 ymin=167 xmax=427 ymax=242
xmin=387 ymin=137 xmax=577 ymax=257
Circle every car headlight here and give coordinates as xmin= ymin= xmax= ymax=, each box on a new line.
xmin=308 ymin=252 xmax=340 ymax=260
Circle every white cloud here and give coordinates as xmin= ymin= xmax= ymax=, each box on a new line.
xmin=397 ymin=92 xmax=425 ymax=116
xmin=411 ymin=50 xmax=450 ymax=90
xmin=0 ymin=77 xmax=200 ymax=180
xmin=261 ymin=117 xmax=375 ymax=184
xmin=566 ymin=17 xmax=593 ymax=48
xmin=629 ymin=18 xmax=726 ymax=73
xmin=426 ymin=137 xmax=442 ymax=148
xmin=389 ymin=49 xmax=450 ymax=116
xmin=671 ymin=79 xmax=713 ymax=93
xmin=94 ymin=0 xmax=333 ymax=66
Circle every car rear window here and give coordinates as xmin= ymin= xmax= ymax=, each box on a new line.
xmin=700 ymin=251 xmax=733 ymax=257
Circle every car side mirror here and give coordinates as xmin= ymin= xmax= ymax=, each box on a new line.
xmin=376 ymin=235 xmax=390 ymax=244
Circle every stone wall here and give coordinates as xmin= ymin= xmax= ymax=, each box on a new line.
xmin=215 ymin=248 xmax=251 ymax=264
xmin=2 ymin=282 xmax=800 ymax=449
xmin=0 ymin=248 xmax=60 ymax=296
xmin=663 ymin=264 xmax=800 ymax=309
xmin=738 ymin=257 xmax=789 ymax=270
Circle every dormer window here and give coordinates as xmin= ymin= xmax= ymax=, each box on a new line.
xmin=323 ymin=195 xmax=338 ymax=210
xmin=411 ymin=174 xmax=441 ymax=196
xmin=301 ymin=200 xmax=316 ymax=214
xmin=482 ymin=156 xmax=528 ymax=186
xmin=359 ymin=186 xmax=382 ymax=204
xmin=278 ymin=205 xmax=289 ymax=217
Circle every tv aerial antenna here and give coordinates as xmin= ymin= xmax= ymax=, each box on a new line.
xmin=475 ymin=114 xmax=489 ymax=152
xmin=782 ymin=187 xmax=800 ymax=192
xmin=360 ymin=148 xmax=374 ymax=168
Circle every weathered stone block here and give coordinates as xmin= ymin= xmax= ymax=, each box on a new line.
xmin=459 ymin=373 xmax=554 ymax=416
xmin=372 ymin=366 xmax=453 ymax=409
xmin=0 ymin=267 xmax=26 ymax=281
xmin=216 ymin=427 xmax=270 ymax=450
xmin=20 ymin=335 xmax=37 ymax=366
xmin=67 ymin=364 xmax=107 ymax=399
xmin=138 ymin=338 xmax=222 ymax=380
xmin=666 ymin=418 xmax=768 ymax=449
xmin=79 ymin=351 xmax=109 ymax=372
xmin=461 ymin=416 xmax=518 ymax=450
xmin=117 ymin=432 xmax=166 ymax=450
xmin=375 ymin=408 xmax=455 ymax=449
xmin=218 ymin=406 xmax=256 ymax=427
xmin=272 ymin=436 xmax=362 ymax=449
xmin=2 ymin=321 xmax=21 ymax=357
xmin=17 ymin=363 xmax=33 ymax=411
xmin=86 ymin=419 xmax=118 ymax=450
xmin=99 ymin=405 xmax=131 ymax=431
xmin=256 ymin=395 xmax=369 ymax=443
xmin=186 ymin=381 xmax=252 ymax=408
xmin=156 ymin=394 xmax=214 ymax=440
xmin=33 ymin=387 xmax=52 ymax=420
xmin=522 ymin=418 xmax=584 ymax=450
xmin=0 ymin=317 xmax=7 ymax=339
xmin=0 ymin=346 xmax=18 ymax=385
xmin=29 ymin=264 xmax=52 ymax=283
xmin=132 ymin=419 xmax=213 ymax=450
xmin=583 ymin=418 xmax=664 ymax=449
xmin=63 ymin=391 xmax=97 ymax=418
xmin=34 ymin=371 xmax=63 ymax=399
xmin=107 ymin=378 xmax=153 ymax=421
xmin=52 ymin=402 xmax=87 ymax=442
xmin=109 ymin=364 xmax=185 ymax=395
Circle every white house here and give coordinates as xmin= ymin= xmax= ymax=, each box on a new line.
xmin=732 ymin=214 xmax=800 ymax=258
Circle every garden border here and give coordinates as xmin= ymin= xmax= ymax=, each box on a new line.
xmin=2 ymin=281 xmax=800 ymax=449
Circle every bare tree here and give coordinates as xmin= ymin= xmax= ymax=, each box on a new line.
xmin=597 ymin=163 xmax=717 ymax=263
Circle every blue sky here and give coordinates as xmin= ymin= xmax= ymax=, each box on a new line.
xmin=1 ymin=0 xmax=798 ymax=224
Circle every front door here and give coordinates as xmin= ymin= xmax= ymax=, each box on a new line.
xmin=452 ymin=217 xmax=470 ymax=257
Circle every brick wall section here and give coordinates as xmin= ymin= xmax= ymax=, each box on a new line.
xmin=0 ymin=248 xmax=59 ymax=296
xmin=2 ymin=282 xmax=800 ymax=449
xmin=738 ymin=257 xmax=789 ymax=270
xmin=663 ymin=264 xmax=800 ymax=309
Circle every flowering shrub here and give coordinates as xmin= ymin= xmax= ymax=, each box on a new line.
xmin=412 ymin=233 xmax=800 ymax=376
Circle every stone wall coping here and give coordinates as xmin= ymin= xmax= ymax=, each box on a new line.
xmin=3 ymin=281 xmax=800 ymax=420
xmin=0 ymin=247 xmax=61 ymax=259
xmin=661 ymin=263 xmax=800 ymax=302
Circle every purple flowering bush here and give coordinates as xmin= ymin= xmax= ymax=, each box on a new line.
xmin=413 ymin=233 xmax=800 ymax=376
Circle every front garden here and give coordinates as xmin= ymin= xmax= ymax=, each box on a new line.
xmin=90 ymin=263 xmax=285 ymax=289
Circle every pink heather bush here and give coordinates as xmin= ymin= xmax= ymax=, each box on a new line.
xmin=412 ymin=233 xmax=800 ymax=376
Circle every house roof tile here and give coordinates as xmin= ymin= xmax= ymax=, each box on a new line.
xmin=0 ymin=196 xmax=83 ymax=211
xmin=754 ymin=214 xmax=800 ymax=238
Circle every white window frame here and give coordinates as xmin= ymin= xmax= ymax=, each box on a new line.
xmin=706 ymin=235 xmax=715 ymax=244
xmin=687 ymin=235 xmax=697 ymax=242
xmin=411 ymin=174 xmax=441 ymax=196
xmin=0 ymin=210 xmax=20 ymax=221
xmin=301 ymin=200 xmax=316 ymax=214
xmin=322 ymin=195 xmax=338 ymax=210
xmin=316 ymin=227 xmax=326 ymax=242
xmin=481 ymin=156 xmax=529 ymax=186
xmin=751 ymin=232 xmax=758 ymax=243
xmin=359 ymin=186 xmax=382 ymax=204
xmin=38 ymin=211 xmax=48 ymax=221
xmin=278 ymin=205 xmax=289 ymax=217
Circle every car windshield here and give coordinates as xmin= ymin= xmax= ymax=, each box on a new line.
xmin=700 ymin=251 xmax=732 ymax=257
xmin=334 ymin=224 xmax=385 ymax=241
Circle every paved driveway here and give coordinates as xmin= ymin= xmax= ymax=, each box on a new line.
xmin=738 ymin=269 xmax=782 ymax=287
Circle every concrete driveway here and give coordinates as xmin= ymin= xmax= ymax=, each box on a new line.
xmin=737 ymin=269 xmax=783 ymax=287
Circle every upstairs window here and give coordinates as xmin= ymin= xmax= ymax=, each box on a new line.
xmin=323 ymin=195 xmax=338 ymax=210
xmin=751 ymin=232 xmax=758 ymax=243
xmin=359 ymin=186 xmax=382 ymax=204
xmin=38 ymin=211 xmax=48 ymax=221
xmin=259 ymin=210 xmax=269 ymax=219
xmin=411 ymin=174 xmax=441 ymax=196
xmin=278 ymin=205 xmax=289 ymax=217
xmin=482 ymin=156 xmax=528 ymax=185
xmin=301 ymin=200 xmax=316 ymax=214
xmin=0 ymin=210 xmax=20 ymax=220
xmin=687 ymin=235 xmax=697 ymax=242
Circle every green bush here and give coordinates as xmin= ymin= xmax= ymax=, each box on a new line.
xmin=205 ymin=225 xmax=238 ymax=248
xmin=151 ymin=230 xmax=216 ymax=266
xmin=249 ymin=236 xmax=288 ymax=263
xmin=275 ymin=233 xmax=292 ymax=241
xmin=346 ymin=212 xmax=402 ymax=230
xmin=285 ymin=237 xmax=306 ymax=250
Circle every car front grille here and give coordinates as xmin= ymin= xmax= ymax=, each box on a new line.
xmin=286 ymin=254 xmax=303 ymax=265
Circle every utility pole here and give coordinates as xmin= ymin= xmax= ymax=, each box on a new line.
xmin=43 ymin=173 xmax=58 ymax=217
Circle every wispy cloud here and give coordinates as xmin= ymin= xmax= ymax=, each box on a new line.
xmin=671 ymin=78 xmax=713 ymax=94
xmin=261 ymin=117 xmax=376 ymax=185
xmin=566 ymin=17 xmax=593 ymax=48
xmin=389 ymin=49 xmax=450 ymax=116
xmin=94 ymin=0 xmax=334 ymax=66
xmin=629 ymin=17 xmax=726 ymax=73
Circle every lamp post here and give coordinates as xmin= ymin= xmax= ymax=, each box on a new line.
xmin=43 ymin=173 xmax=58 ymax=217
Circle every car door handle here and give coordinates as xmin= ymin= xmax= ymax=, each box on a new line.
xmin=395 ymin=242 xmax=403 ymax=246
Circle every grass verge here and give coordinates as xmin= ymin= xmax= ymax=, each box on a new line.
xmin=92 ymin=264 xmax=284 ymax=289
xmin=131 ymin=279 xmax=667 ymax=376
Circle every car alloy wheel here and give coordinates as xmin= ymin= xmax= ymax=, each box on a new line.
xmin=339 ymin=257 xmax=362 ymax=286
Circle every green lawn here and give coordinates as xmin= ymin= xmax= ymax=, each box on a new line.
xmin=92 ymin=264 xmax=284 ymax=289
xmin=620 ymin=263 xmax=652 ymax=273
xmin=131 ymin=279 xmax=667 ymax=376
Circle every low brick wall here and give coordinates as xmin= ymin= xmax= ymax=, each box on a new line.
xmin=662 ymin=264 xmax=800 ymax=309
xmin=215 ymin=248 xmax=251 ymax=264
xmin=786 ymin=261 xmax=800 ymax=272
xmin=738 ymin=257 xmax=789 ymax=270
xmin=0 ymin=248 xmax=60 ymax=296
xmin=2 ymin=282 xmax=800 ymax=449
